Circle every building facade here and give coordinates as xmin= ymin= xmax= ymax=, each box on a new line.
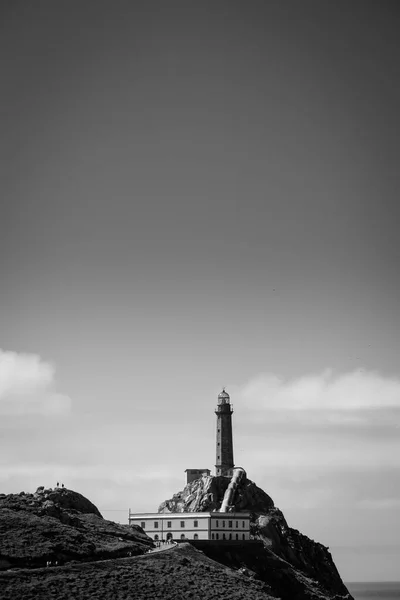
xmin=129 ymin=511 xmax=251 ymax=542
xmin=215 ymin=389 xmax=234 ymax=477
xmin=184 ymin=468 xmax=211 ymax=485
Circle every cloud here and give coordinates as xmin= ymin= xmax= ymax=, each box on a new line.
xmin=241 ymin=435 xmax=400 ymax=472
xmin=0 ymin=462 xmax=183 ymax=514
xmin=357 ymin=498 xmax=400 ymax=510
xmin=0 ymin=349 xmax=71 ymax=416
xmin=237 ymin=369 xmax=400 ymax=413
xmin=230 ymin=370 xmax=400 ymax=483
xmin=0 ymin=463 xmax=176 ymax=484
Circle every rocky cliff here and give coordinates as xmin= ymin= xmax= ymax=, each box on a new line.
xmin=0 ymin=486 xmax=153 ymax=570
xmin=159 ymin=474 xmax=352 ymax=600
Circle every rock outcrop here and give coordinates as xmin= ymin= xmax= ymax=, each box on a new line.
xmin=158 ymin=473 xmax=274 ymax=514
xmin=0 ymin=487 xmax=153 ymax=570
xmin=159 ymin=474 xmax=352 ymax=600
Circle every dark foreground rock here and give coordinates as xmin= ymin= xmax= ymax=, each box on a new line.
xmin=0 ymin=543 xmax=276 ymax=600
xmin=0 ymin=487 xmax=153 ymax=570
xmin=159 ymin=474 xmax=353 ymax=600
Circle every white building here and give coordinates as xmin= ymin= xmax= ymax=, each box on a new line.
xmin=184 ymin=468 xmax=211 ymax=485
xmin=128 ymin=511 xmax=251 ymax=542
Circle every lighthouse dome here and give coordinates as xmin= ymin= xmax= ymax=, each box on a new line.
xmin=218 ymin=389 xmax=230 ymax=404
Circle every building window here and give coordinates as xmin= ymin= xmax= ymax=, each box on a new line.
xmin=242 ymin=521 xmax=245 ymax=528
xmin=180 ymin=534 xmax=185 ymax=540
xmin=194 ymin=534 xmax=198 ymax=540
xmin=222 ymin=520 xmax=225 ymax=528
xmin=167 ymin=533 xmax=172 ymax=540
xmin=242 ymin=534 xmax=245 ymax=540
xmin=217 ymin=442 xmax=220 ymax=446
xmin=229 ymin=534 xmax=232 ymax=540
xmin=212 ymin=533 xmax=215 ymax=540
xmin=154 ymin=534 xmax=159 ymax=541
xmin=218 ymin=456 xmax=220 ymax=459
xmin=180 ymin=521 xmax=185 ymax=528
xmin=154 ymin=522 xmax=159 ymax=528
xmin=218 ymin=429 xmax=220 ymax=433
xmin=236 ymin=533 xmax=239 ymax=540
xmin=228 ymin=521 xmax=232 ymax=528
xmin=167 ymin=521 xmax=171 ymax=528
xmin=216 ymin=533 xmax=219 ymax=540
xmin=223 ymin=533 xmax=226 ymax=540
xmin=141 ymin=522 xmax=145 ymax=529
xmin=194 ymin=520 xmax=198 ymax=528
xmin=236 ymin=521 xmax=238 ymax=528
xmin=216 ymin=520 xmax=219 ymax=527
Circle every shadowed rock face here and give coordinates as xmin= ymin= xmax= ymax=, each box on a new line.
xmin=159 ymin=475 xmax=353 ymax=600
xmin=0 ymin=487 xmax=153 ymax=570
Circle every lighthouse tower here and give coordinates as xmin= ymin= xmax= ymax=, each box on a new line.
xmin=215 ymin=389 xmax=234 ymax=477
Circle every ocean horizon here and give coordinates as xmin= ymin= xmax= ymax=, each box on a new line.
xmin=346 ymin=582 xmax=400 ymax=600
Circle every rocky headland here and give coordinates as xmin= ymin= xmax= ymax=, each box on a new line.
xmin=0 ymin=479 xmax=353 ymax=600
xmin=159 ymin=473 xmax=353 ymax=600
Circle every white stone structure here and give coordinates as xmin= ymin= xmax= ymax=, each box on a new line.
xmin=184 ymin=469 xmax=211 ymax=485
xmin=128 ymin=511 xmax=251 ymax=542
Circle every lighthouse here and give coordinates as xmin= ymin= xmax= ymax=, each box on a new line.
xmin=215 ymin=389 xmax=234 ymax=477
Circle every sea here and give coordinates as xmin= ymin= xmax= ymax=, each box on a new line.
xmin=347 ymin=582 xmax=400 ymax=600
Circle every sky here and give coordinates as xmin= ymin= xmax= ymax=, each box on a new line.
xmin=1 ymin=0 xmax=400 ymax=583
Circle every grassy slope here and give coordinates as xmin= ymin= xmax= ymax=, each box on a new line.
xmin=0 ymin=543 xmax=277 ymax=600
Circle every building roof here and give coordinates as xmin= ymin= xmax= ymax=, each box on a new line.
xmin=184 ymin=468 xmax=211 ymax=472
xmin=218 ymin=388 xmax=230 ymax=400
xmin=129 ymin=511 xmax=251 ymax=518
